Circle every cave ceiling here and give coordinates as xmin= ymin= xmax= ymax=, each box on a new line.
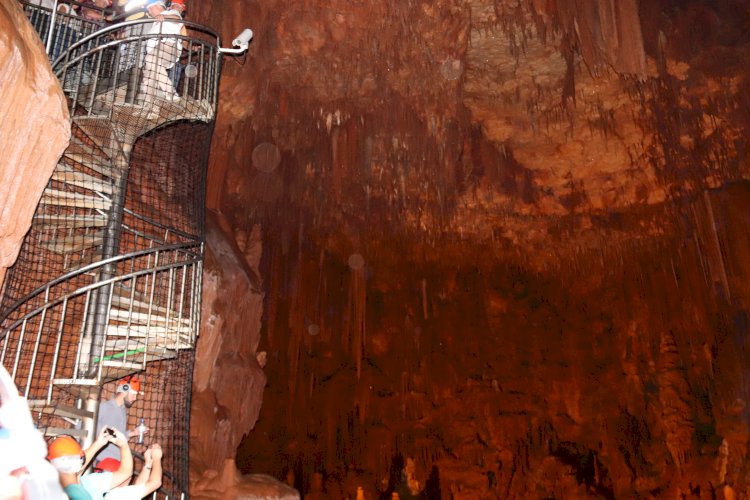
xmin=194 ymin=0 xmax=750 ymax=268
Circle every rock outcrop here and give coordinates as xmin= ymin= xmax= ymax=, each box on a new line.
xmin=0 ymin=0 xmax=69 ymax=290
xmin=190 ymin=211 xmax=266 ymax=475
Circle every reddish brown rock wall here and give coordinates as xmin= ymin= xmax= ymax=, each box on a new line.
xmin=0 ymin=0 xmax=69 ymax=290
xmin=187 ymin=0 xmax=750 ymax=496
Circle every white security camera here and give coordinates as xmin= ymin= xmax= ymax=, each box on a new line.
xmin=232 ymin=28 xmax=253 ymax=48
xmin=219 ymin=27 xmax=254 ymax=55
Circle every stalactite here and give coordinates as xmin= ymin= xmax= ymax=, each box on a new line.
xmin=315 ymin=248 xmax=325 ymax=311
xmin=287 ymin=221 xmax=306 ymax=407
xmin=702 ymin=191 xmax=731 ymax=300
xmin=352 ymin=264 xmax=366 ymax=379
xmin=266 ymin=243 xmax=280 ymax=349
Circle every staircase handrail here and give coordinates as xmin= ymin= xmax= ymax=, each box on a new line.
xmin=52 ymin=18 xmax=220 ymax=72
xmin=123 ymin=207 xmax=200 ymax=242
xmin=54 ymin=17 xmax=221 ymax=126
xmin=18 ymin=0 xmax=115 ymax=21
xmin=0 ymin=247 xmax=200 ymax=336
xmin=18 ymin=0 xmax=110 ymax=55
xmin=0 ymin=242 xmax=201 ymax=329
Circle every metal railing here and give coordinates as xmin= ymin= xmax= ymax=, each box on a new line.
xmin=130 ymin=451 xmax=187 ymax=500
xmin=20 ymin=0 xmax=109 ymax=59
xmin=0 ymin=242 xmax=202 ymax=401
xmin=55 ymin=20 xmax=220 ymax=121
xmin=20 ymin=1 xmax=221 ymax=127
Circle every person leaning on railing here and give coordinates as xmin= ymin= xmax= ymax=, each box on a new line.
xmin=79 ymin=0 xmax=113 ymax=21
xmin=27 ymin=0 xmax=75 ymax=14
xmin=138 ymin=0 xmax=187 ymax=104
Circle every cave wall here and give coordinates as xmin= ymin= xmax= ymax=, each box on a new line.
xmin=187 ymin=0 xmax=750 ymax=497
xmin=231 ymin=187 xmax=750 ymax=498
xmin=0 ymin=0 xmax=69 ymax=291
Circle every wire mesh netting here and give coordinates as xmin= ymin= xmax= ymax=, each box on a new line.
xmin=2 ymin=2 xmax=221 ymax=497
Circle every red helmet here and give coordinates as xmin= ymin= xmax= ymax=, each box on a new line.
xmin=94 ymin=457 xmax=121 ymax=472
xmin=171 ymin=0 xmax=186 ymax=7
xmin=117 ymin=375 xmax=141 ymax=394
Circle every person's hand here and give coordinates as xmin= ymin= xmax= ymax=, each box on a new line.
xmin=110 ymin=428 xmax=128 ymax=447
xmin=143 ymin=448 xmax=154 ymax=468
xmin=128 ymin=426 xmax=149 ymax=439
xmin=150 ymin=443 xmax=162 ymax=461
xmin=95 ymin=428 xmax=112 ymax=447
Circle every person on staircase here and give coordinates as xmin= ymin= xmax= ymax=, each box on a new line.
xmin=79 ymin=0 xmax=114 ymax=22
xmin=94 ymin=375 xmax=148 ymax=465
xmin=138 ymin=0 xmax=187 ymax=106
xmin=47 ymin=428 xmax=133 ymax=499
xmin=114 ymin=0 xmax=170 ymax=98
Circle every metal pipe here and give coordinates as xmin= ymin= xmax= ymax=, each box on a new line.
xmin=45 ymin=0 xmax=59 ymax=55
xmin=47 ymin=298 xmax=68 ymax=403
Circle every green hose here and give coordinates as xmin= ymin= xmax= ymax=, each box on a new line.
xmin=94 ymin=347 xmax=145 ymax=363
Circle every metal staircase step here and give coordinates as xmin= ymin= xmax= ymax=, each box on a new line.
xmin=53 ymin=378 xmax=99 ymax=387
xmin=105 ymin=332 xmax=191 ymax=348
xmin=106 ymin=324 xmax=192 ymax=336
xmin=102 ymin=358 xmax=143 ymax=368
xmin=53 ymin=363 xmax=138 ymax=387
xmin=33 ymin=214 xmax=108 ymax=229
xmin=27 ymin=401 xmax=95 ymax=420
xmin=52 ymin=164 xmax=115 ymax=194
xmin=65 ymin=249 xmax=105 ymax=270
xmin=40 ymin=232 xmax=104 ymax=253
xmin=62 ymin=153 xmax=116 ymax=179
xmin=41 ymin=189 xmax=112 ymax=210
xmin=100 ymin=359 xmax=144 ymax=374
xmin=67 ymin=135 xmax=100 ymax=158
xmin=111 ymin=291 xmax=171 ymax=315
xmin=71 ymin=116 xmax=117 ymax=153
xmin=52 ymin=366 xmax=143 ymax=388
xmin=41 ymin=427 xmax=88 ymax=439
xmin=103 ymin=339 xmax=181 ymax=359
xmin=109 ymin=308 xmax=190 ymax=327
xmin=67 ymin=136 xmax=112 ymax=167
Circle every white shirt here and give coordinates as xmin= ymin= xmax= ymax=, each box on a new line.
xmin=104 ymin=484 xmax=147 ymax=500
xmin=31 ymin=0 xmax=56 ymax=9
xmin=147 ymin=8 xmax=184 ymax=45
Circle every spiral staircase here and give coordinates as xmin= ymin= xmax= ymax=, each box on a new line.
xmin=1 ymin=2 xmax=230 ymax=495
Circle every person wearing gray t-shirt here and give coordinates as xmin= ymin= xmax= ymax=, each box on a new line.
xmin=95 ymin=375 xmax=148 ymax=463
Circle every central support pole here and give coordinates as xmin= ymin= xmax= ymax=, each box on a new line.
xmin=85 ymin=141 xmax=133 ymax=378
